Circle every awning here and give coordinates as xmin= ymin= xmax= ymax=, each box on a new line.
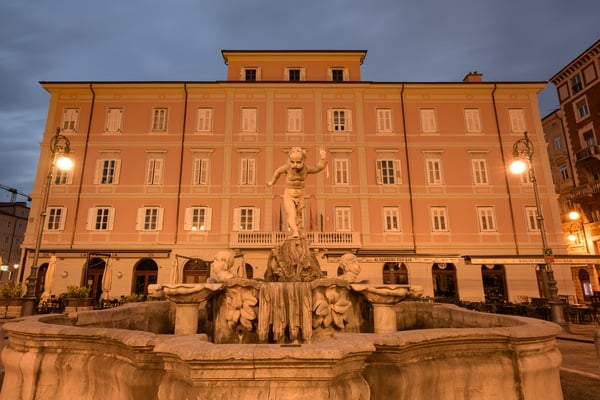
xmin=463 ymin=255 xmax=600 ymax=265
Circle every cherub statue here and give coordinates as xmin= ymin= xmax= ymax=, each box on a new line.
xmin=338 ymin=253 xmax=361 ymax=283
xmin=209 ymin=250 xmax=236 ymax=282
xmin=267 ymin=147 xmax=327 ymax=238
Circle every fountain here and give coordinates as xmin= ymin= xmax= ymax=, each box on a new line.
xmin=0 ymin=148 xmax=564 ymax=399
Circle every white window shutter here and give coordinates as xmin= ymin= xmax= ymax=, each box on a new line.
xmin=233 ymin=207 xmax=240 ymax=231
xmin=94 ymin=160 xmax=103 ymax=184
xmin=375 ymin=160 xmax=383 ymax=184
xmin=157 ymin=208 xmax=164 ymax=230
xmin=253 ymin=207 xmax=260 ymax=231
xmin=107 ymin=208 xmax=115 ymax=230
xmin=346 ymin=110 xmax=353 ymax=132
xmin=247 ymin=159 xmax=256 ymax=185
xmin=86 ymin=208 xmax=95 ymax=230
xmin=136 ymin=208 xmax=144 ymax=231
xmin=184 ymin=208 xmax=192 ymax=230
xmin=393 ymin=160 xmax=402 ymax=184
xmin=205 ymin=208 xmax=212 ymax=230
xmin=113 ymin=160 xmax=121 ymax=184
xmin=327 ymin=110 xmax=333 ymax=131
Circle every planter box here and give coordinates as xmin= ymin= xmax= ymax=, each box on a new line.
xmin=0 ymin=298 xmax=23 ymax=318
xmin=64 ymin=298 xmax=93 ymax=313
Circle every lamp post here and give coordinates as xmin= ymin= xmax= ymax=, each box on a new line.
xmin=22 ymin=128 xmax=72 ymax=316
xmin=510 ymin=131 xmax=566 ymax=325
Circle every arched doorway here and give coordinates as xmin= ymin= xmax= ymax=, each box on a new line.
xmin=578 ymin=268 xmax=593 ymax=300
xmin=36 ymin=263 xmax=49 ymax=298
xmin=133 ymin=258 xmax=158 ymax=297
xmin=182 ymin=258 xmax=210 ymax=283
xmin=244 ymin=263 xmax=254 ymax=279
xmin=382 ymin=262 xmax=408 ymax=284
xmin=432 ymin=263 xmax=458 ymax=301
xmin=481 ymin=264 xmax=507 ymax=303
xmin=86 ymin=257 xmax=106 ymax=303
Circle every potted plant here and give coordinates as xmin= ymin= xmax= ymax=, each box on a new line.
xmin=63 ymin=285 xmax=92 ymax=312
xmin=0 ymin=281 xmax=24 ymax=318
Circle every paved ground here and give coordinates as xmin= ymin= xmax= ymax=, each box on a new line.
xmin=556 ymin=323 xmax=600 ymax=399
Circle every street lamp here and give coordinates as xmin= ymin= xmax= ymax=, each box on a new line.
xmin=22 ymin=128 xmax=72 ymax=316
xmin=510 ymin=131 xmax=566 ymax=325
xmin=568 ymin=211 xmax=589 ymax=253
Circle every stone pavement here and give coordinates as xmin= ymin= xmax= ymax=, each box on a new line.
xmin=556 ymin=323 xmax=600 ymax=376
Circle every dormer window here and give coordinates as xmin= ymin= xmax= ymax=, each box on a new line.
xmin=244 ymin=68 xmax=257 ymax=81
xmin=331 ymin=69 xmax=344 ymax=82
xmin=288 ymin=69 xmax=301 ymax=81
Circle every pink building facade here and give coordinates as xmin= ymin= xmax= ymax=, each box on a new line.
xmin=21 ymin=50 xmax=575 ymax=304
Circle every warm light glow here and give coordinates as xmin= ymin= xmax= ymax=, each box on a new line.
xmin=56 ymin=156 xmax=73 ymax=171
xmin=509 ymin=160 xmax=527 ymax=174
xmin=568 ymin=211 xmax=580 ymax=221
xmin=568 ymin=233 xmax=577 ymax=242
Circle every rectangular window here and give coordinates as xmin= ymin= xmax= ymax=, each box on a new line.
xmin=96 ymin=159 xmax=121 ymax=184
xmin=525 ymin=207 xmax=540 ymax=231
xmin=376 ymin=109 xmax=393 ymax=133
xmin=240 ymin=157 xmax=256 ymax=185
xmin=376 ymin=159 xmax=402 ymax=184
xmin=184 ymin=207 xmax=212 ymax=231
xmin=383 ymin=207 xmax=400 ymax=232
xmin=420 ymin=109 xmax=438 ymax=133
xmin=328 ymin=109 xmax=352 ymax=132
xmin=508 ymin=109 xmax=526 ymax=133
xmin=61 ymin=108 xmax=79 ymax=132
xmin=331 ymin=69 xmax=344 ymax=82
xmin=152 ymin=108 xmax=168 ymax=131
xmin=559 ymin=163 xmax=569 ymax=181
xmin=334 ymin=158 xmax=350 ymax=185
xmin=571 ymin=75 xmax=583 ymax=94
xmin=146 ymin=158 xmax=164 ymax=185
xmin=53 ymin=166 xmax=73 ymax=185
xmin=136 ymin=207 xmax=164 ymax=231
xmin=471 ymin=159 xmax=489 ymax=185
xmin=244 ymin=68 xmax=257 ymax=81
xmin=46 ymin=207 xmax=66 ymax=231
xmin=196 ymin=108 xmax=213 ymax=132
xmin=426 ymin=159 xmax=442 ymax=185
xmin=193 ymin=158 xmax=209 ymax=185
xmin=105 ymin=108 xmax=123 ymax=133
xmin=477 ymin=207 xmax=496 ymax=232
xmin=287 ymin=108 xmax=303 ymax=132
xmin=430 ymin=206 xmax=448 ymax=232
xmin=241 ymin=108 xmax=257 ymax=132
xmin=554 ymin=136 xmax=563 ymax=151
xmin=234 ymin=207 xmax=259 ymax=231
xmin=464 ymin=108 xmax=482 ymax=133
xmin=583 ymin=130 xmax=597 ymax=146
xmin=335 ymin=207 xmax=352 ymax=231
xmin=288 ymin=69 xmax=301 ymax=81
xmin=574 ymin=98 xmax=590 ymax=121
xmin=87 ymin=207 xmax=114 ymax=231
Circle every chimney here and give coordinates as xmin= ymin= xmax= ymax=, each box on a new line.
xmin=463 ymin=71 xmax=483 ymax=82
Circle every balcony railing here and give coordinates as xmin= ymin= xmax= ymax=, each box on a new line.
xmin=575 ymin=145 xmax=600 ymax=162
xmin=229 ymin=231 xmax=362 ymax=249
xmin=570 ymin=181 xmax=600 ymax=199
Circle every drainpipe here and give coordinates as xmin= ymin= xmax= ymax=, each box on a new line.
xmin=492 ymin=84 xmax=520 ymax=254
xmin=174 ymin=83 xmax=188 ymax=243
xmin=69 ymin=83 xmax=95 ymax=248
xmin=400 ymin=84 xmax=417 ymax=252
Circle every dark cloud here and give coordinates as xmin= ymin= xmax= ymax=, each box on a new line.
xmin=0 ymin=0 xmax=598 ymax=196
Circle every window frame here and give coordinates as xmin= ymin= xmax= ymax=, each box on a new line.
xmin=95 ymin=159 xmax=121 ymax=185
xmin=477 ymin=206 xmax=497 ymax=232
xmin=87 ymin=207 xmax=115 ymax=231
xmin=333 ymin=157 xmax=350 ymax=185
xmin=196 ymin=108 xmax=213 ymax=132
xmin=151 ymin=107 xmax=168 ymax=132
xmin=383 ymin=206 xmax=401 ymax=232
xmin=464 ymin=108 xmax=482 ymax=133
xmin=136 ymin=207 xmax=164 ymax=231
xmin=471 ymin=159 xmax=489 ymax=185
xmin=419 ymin=108 xmax=438 ymax=134
xmin=508 ymin=108 xmax=526 ymax=133
xmin=525 ymin=206 xmax=541 ymax=231
xmin=105 ymin=107 xmax=123 ymax=133
xmin=61 ymin=108 xmax=79 ymax=133
xmin=426 ymin=158 xmax=442 ymax=186
xmin=376 ymin=108 xmax=393 ymax=133
xmin=145 ymin=158 xmax=164 ymax=186
xmin=327 ymin=109 xmax=352 ymax=132
xmin=334 ymin=207 xmax=352 ymax=232
xmin=45 ymin=207 xmax=66 ymax=231
xmin=233 ymin=207 xmax=260 ymax=231
xmin=286 ymin=108 xmax=303 ymax=133
xmin=430 ymin=206 xmax=449 ymax=232
xmin=241 ymin=107 xmax=258 ymax=133
xmin=376 ymin=159 xmax=402 ymax=185
xmin=184 ymin=207 xmax=212 ymax=231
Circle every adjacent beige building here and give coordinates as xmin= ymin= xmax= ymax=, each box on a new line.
xmin=21 ymin=50 xmax=577 ymax=304
xmin=544 ymin=39 xmax=600 ymax=303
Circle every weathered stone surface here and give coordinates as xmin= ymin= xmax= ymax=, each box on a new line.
xmin=0 ymin=301 xmax=562 ymax=400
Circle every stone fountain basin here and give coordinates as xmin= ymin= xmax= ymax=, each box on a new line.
xmin=0 ymin=301 xmax=563 ymax=400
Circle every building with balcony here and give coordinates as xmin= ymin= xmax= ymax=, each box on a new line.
xmin=21 ymin=50 xmax=577 ymax=305
xmin=544 ymin=39 xmax=600 ymax=303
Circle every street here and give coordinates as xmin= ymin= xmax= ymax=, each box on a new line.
xmin=556 ymin=338 xmax=600 ymax=399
